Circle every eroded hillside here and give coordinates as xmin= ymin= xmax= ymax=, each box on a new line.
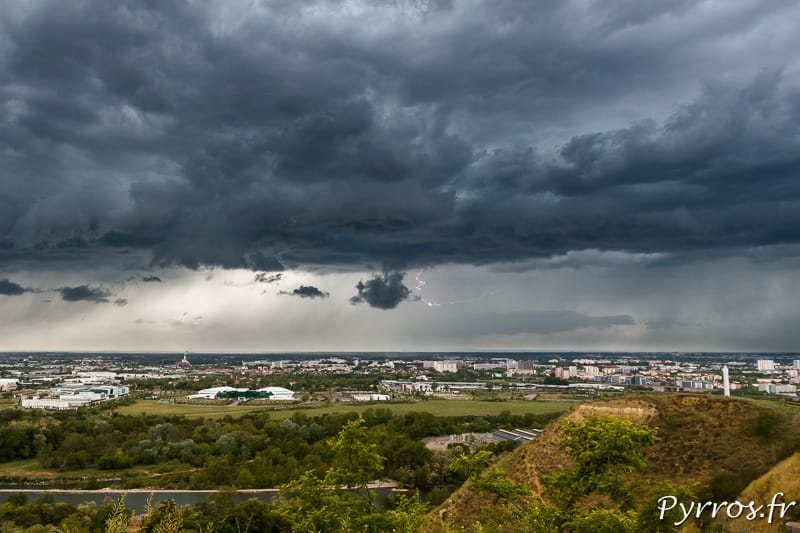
xmin=423 ymin=395 xmax=800 ymax=532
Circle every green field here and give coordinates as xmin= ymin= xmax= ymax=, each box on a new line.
xmin=0 ymin=459 xmax=51 ymax=478
xmin=115 ymin=398 xmax=579 ymax=420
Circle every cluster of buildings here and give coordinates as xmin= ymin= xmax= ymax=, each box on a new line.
xmin=164 ymin=354 xmax=800 ymax=401
xmin=377 ymin=356 xmax=800 ymax=399
xmin=0 ymin=357 xmax=134 ymax=410
xmin=379 ymin=380 xmax=488 ymax=394
xmin=751 ymin=359 xmax=800 ymax=394
xmin=240 ymin=357 xmax=395 ymax=376
xmin=548 ymin=358 xmax=800 ymax=397
xmin=21 ymin=384 xmax=129 ymax=410
xmin=5 ymin=353 xmax=800 ymax=411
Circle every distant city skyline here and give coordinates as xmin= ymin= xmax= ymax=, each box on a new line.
xmin=2 ymin=1 xmax=800 ymax=352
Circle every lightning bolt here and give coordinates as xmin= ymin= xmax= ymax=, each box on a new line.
xmin=415 ymin=269 xmax=500 ymax=308
xmin=415 ymin=271 xmax=441 ymax=307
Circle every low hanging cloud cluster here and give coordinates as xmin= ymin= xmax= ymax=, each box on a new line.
xmin=280 ymin=285 xmax=329 ymax=299
xmin=58 ymin=285 xmax=111 ymax=304
xmin=1 ymin=278 xmax=118 ymax=304
xmin=350 ymin=272 xmax=414 ymax=310
xmin=0 ymin=279 xmax=27 ymax=296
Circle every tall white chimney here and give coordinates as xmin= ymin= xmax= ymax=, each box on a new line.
xmin=722 ymin=365 xmax=731 ymax=397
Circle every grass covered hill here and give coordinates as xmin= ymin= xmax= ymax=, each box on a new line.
xmin=722 ymin=452 xmax=800 ymax=532
xmin=424 ymin=394 xmax=800 ymax=532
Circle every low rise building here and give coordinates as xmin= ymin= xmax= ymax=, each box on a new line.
xmin=22 ymin=383 xmax=128 ymax=410
xmin=347 ymin=393 xmax=391 ymax=401
xmin=188 ymin=386 xmax=295 ymax=400
xmin=0 ymin=378 xmax=18 ymax=391
xmin=675 ymin=379 xmax=714 ymax=390
xmin=423 ymin=361 xmax=459 ymax=373
xmin=21 ymin=398 xmax=80 ymax=410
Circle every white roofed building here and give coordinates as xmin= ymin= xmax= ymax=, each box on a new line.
xmin=255 ymin=387 xmax=295 ymax=400
xmin=188 ymin=386 xmax=295 ymax=401
xmin=187 ymin=386 xmax=245 ymax=400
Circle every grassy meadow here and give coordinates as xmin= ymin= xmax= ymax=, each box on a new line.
xmin=114 ymin=397 xmax=579 ymax=420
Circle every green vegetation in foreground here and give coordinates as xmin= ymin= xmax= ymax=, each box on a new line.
xmin=0 ymin=419 xmax=432 ymax=533
xmin=114 ymin=398 xmax=578 ymax=419
xmin=436 ymin=415 xmax=695 ymax=533
xmin=0 ymin=398 xmax=573 ymax=494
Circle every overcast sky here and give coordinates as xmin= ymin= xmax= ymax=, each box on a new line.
xmin=2 ymin=0 xmax=800 ymax=352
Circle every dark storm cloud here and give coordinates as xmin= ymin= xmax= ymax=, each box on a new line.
xmin=464 ymin=311 xmax=636 ymax=336
xmin=281 ymin=285 xmax=329 ymax=299
xmin=350 ymin=272 xmax=413 ymax=309
xmin=0 ymin=279 xmax=27 ymax=295
xmin=59 ymin=285 xmax=111 ymax=303
xmin=2 ymin=1 xmax=800 ymax=273
xmin=141 ymin=275 xmax=162 ymax=283
xmin=55 ymin=237 xmax=88 ymax=249
xmin=113 ymin=298 xmax=128 ymax=307
xmin=247 ymin=253 xmax=285 ymax=272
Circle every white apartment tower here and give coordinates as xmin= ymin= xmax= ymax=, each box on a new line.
xmin=757 ymin=359 xmax=776 ymax=371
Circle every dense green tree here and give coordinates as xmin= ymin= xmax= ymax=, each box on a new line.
xmin=279 ymin=417 xmax=430 ymax=532
xmin=542 ymin=415 xmax=656 ymax=510
xmin=449 ymin=450 xmax=492 ymax=485
xmin=326 ymin=417 xmax=383 ymax=497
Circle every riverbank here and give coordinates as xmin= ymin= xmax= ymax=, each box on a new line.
xmin=0 ymin=482 xmax=406 ymax=512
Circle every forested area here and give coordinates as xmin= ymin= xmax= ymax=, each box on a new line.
xmin=0 ymin=407 xmax=555 ymax=532
xmin=0 ymin=404 xmax=561 ymax=531
xmin=0 ymin=418 xmax=434 ymax=532
xmin=0 ymin=407 xmax=552 ymax=490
